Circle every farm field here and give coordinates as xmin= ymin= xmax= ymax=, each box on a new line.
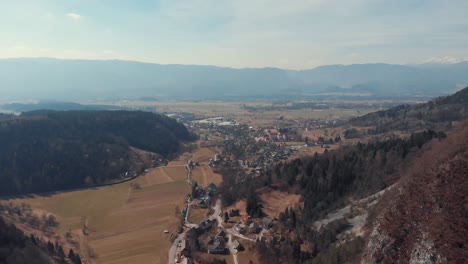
xmin=89 ymin=100 xmax=381 ymax=126
xmin=191 ymin=146 xmax=220 ymax=163
xmin=8 ymin=154 xmax=193 ymax=264
xmin=191 ymin=165 xmax=223 ymax=187
xmin=190 ymin=147 xmax=223 ymax=187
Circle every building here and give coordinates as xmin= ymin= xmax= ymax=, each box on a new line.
xmin=262 ymin=217 xmax=273 ymax=229
xmin=207 ymin=240 xmax=227 ymax=254
xmin=249 ymin=222 xmax=261 ymax=234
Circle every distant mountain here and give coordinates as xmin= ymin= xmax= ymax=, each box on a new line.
xmin=0 ymin=101 xmax=125 ymax=113
xmin=349 ymin=86 xmax=468 ymax=134
xmin=0 ymin=110 xmax=194 ymax=196
xmin=0 ymin=58 xmax=467 ymax=100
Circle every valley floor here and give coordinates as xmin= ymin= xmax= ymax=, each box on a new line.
xmin=6 ymin=147 xmax=222 ymax=264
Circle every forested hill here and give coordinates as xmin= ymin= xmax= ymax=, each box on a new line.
xmin=219 ymin=129 xmax=446 ymax=263
xmin=349 ymin=86 xmax=468 ymax=134
xmin=0 ymin=110 xmax=194 ymax=196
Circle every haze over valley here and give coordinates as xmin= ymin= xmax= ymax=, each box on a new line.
xmin=1 ymin=1 xmax=467 ymax=264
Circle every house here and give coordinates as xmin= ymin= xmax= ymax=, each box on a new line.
xmin=207 ymin=240 xmax=227 ymax=254
xmin=216 ymin=230 xmax=226 ymax=239
xmin=198 ymin=200 xmax=208 ymax=208
xmin=249 ymin=222 xmax=261 ymax=234
xmin=232 ymin=240 xmax=243 ymax=251
xmin=240 ymin=214 xmax=250 ymax=224
xmin=200 ymin=220 xmax=213 ymax=231
xmin=207 ymin=183 xmax=217 ymax=193
xmin=262 ymin=217 xmax=273 ymax=229
xmin=234 ymin=225 xmax=246 ymax=235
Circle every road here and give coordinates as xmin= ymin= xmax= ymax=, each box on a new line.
xmin=168 ymin=198 xmax=222 ymax=264
xmin=227 ymin=233 xmax=239 ymax=264
xmin=168 ymin=229 xmax=188 ymax=264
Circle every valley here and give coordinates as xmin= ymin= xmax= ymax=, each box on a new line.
xmin=1 ymin=2 xmax=467 ymax=263
xmin=0 ymin=87 xmax=467 ymax=264
xmin=4 ymin=146 xmax=225 ymax=264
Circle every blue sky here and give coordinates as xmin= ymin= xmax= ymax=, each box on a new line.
xmin=1 ymin=0 xmax=467 ymax=69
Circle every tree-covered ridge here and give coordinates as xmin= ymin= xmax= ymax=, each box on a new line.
xmin=271 ymin=130 xmax=444 ymax=224
xmin=0 ymin=110 xmax=194 ymax=196
xmin=249 ymin=130 xmax=444 ymax=263
xmin=349 ymin=86 xmax=468 ymax=134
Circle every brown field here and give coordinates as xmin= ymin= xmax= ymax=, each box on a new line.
xmin=302 ymin=127 xmax=343 ymax=141
xmin=289 ymin=144 xmax=340 ymax=159
xmin=191 ymin=165 xmax=223 ymax=187
xmin=191 ymin=147 xmax=220 ymax=163
xmin=187 ymin=208 xmax=209 ymax=224
xmin=89 ymin=100 xmax=381 ymax=126
xmin=196 ymin=254 xmax=234 ymax=264
xmin=190 ymin=147 xmax=223 ymax=187
xmin=258 ymin=189 xmax=303 ymax=219
xmin=237 ymin=242 xmax=261 ymax=264
xmin=225 ymin=200 xmax=247 ymax=216
xmin=8 ymin=157 xmax=192 ymax=264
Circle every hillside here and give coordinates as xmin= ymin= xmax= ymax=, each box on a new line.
xmin=217 ymin=129 xmax=445 ymax=263
xmin=0 ymin=216 xmax=59 ymax=264
xmin=0 ymin=110 xmax=193 ymax=196
xmin=362 ymin=123 xmax=468 ymax=263
xmin=1 ymin=58 xmax=467 ymax=100
xmin=215 ymin=125 xmax=466 ymax=264
xmin=349 ymin=86 xmax=468 ymax=134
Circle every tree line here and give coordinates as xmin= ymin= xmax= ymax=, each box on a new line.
xmin=0 ymin=215 xmax=83 ymax=264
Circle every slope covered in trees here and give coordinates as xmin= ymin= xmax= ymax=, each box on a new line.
xmin=219 ymin=130 xmax=444 ymax=263
xmin=0 ymin=215 xmax=75 ymax=264
xmin=362 ymin=123 xmax=468 ymax=263
xmin=0 ymin=110 xmax=194 ymax=196
xmin=268 ymin=130 xmax=444 ymax=224
xmin=349 ymin=86 xmax=468 ymax=134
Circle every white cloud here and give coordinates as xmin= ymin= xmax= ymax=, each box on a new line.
xmin=66 ymin=12 xmax=81 ymax=20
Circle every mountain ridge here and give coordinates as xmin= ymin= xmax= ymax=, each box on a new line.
xmin=1 ymin=58 xmax=467 ymax=100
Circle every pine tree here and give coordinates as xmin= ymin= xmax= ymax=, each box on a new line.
xmin=69 ymin=249 xmax=76 ymax=262
xmin=47 ymin=241 xmax=55 ymax=253
xmin=224 ymin=212 xmax=229 ymax=223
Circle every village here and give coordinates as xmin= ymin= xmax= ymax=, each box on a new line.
xmin=170 ymin=115 xmax=344 ymax=264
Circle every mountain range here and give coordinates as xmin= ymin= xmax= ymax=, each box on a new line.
xmin=1 ymin=58 xmax=467 ymax=101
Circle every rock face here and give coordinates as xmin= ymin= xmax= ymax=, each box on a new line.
xmin=361 ymin=125 xmax=468 ymax=264
xmin=409 ymin=237 xmax=443 ymax=264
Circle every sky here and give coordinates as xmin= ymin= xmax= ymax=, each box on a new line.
xmin=1 ymin=0 xmax=468 ymax=69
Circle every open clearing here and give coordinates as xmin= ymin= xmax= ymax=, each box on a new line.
xmin=187 ymin=208 xmax=209 ymax=224
xmin=192 ymin=165 xmax=223 ymax=187
xmin=192 ymin=147 xmax=220 ymax=163
xmin=8 ymin=157 xmax=192 ymax=264
xmin=190 ymin=147 xmax=223 ymax=187
xmin=258 ymin=189 xmax=303 ymax=219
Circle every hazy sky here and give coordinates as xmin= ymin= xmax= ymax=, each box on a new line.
xmin=1 ymin=0 xmax=468 ymax=69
